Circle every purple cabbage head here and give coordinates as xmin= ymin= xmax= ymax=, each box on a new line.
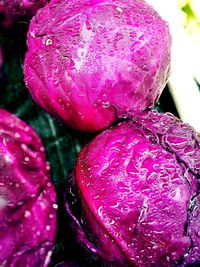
xmin=24 ymin=0 xmax=171 ymax=132
xmin=0 ymin=109 xmax=57 ymax=267
xmin=66 ymin=110 xmax=200 ymax=266
xmin=0 ymin=0 xmax=48 ymax=27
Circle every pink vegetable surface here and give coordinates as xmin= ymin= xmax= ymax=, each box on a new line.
xmin=66 ymin=110 xmax=200 ymax=266
xmin=0 ymin=109 xmax=57 ymax=267
xmin=24 ymin=0 xmax=171 ymax=132
xmin=0 ymin=0 xmax=48 ymax=27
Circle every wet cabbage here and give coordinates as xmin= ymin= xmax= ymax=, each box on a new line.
xmin=66 ymin=110 xmax=200 ymax=267
xmin=0 ymin=0 xmax=49 ymax=27
xmin=24 ymin=0 xmax=171 ymax=132
xmin=0 ymin=109 xmax=57 ymax=267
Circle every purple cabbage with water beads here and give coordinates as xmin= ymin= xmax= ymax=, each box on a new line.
xmin=66 ymin=110 xmax=200 ymax=267
xmin=24 ymin=0 xmax=171 ymax=132
xmin=0 ymin=109 xmax=57 ymax=267
xmin=0 ymin=0 xmax=49 ymax=27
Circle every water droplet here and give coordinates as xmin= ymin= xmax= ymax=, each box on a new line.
xmin=14 ymin=132 xmax=20 ymax=138
xmin=24 ymin=210 xmax=31 ymax=217
xmin=97 ymin=206 xmax=103 ymax=217
xmin=24 ymin=157 xmax=29 ymax=162
xmin=53 ymin=203 xmax=58 ymax=209
xmin=116 ymin=7 xmax=123 ymax=13
xmin=109 ymin=220 xmax=115 ymax=225
xmin=141 ymin=186 xmax=151 ymax=194
xmin=110 ymin=202 xmax=119 ymax=208
xmin=45 ymin=39 xmax=52 ymax=46
xmin=4 ymin=154 xmax=13 ymax=163
xmin=102 ymin=101 xmax=110 ymax=108
xmin=46 ymin=225 xmax=51 ymax=231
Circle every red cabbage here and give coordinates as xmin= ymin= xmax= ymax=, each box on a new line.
xmin=0 ymin=109 xmax=57 ymax=267
xmin=0 ymin=0 xmax=49 ymax=27
xmin=66 ymin=110 xmax=200 ymax=266
xmin=24 ymin=0 xmax=171 ymax=132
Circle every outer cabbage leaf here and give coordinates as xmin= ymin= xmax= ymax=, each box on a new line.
xmin=0 ymin=109 xmax=57 ymax=266
xmin=66 ymin=110 xmax=200 ymax=267
xmin=24 ymin=0 xmax=171 ymax=132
